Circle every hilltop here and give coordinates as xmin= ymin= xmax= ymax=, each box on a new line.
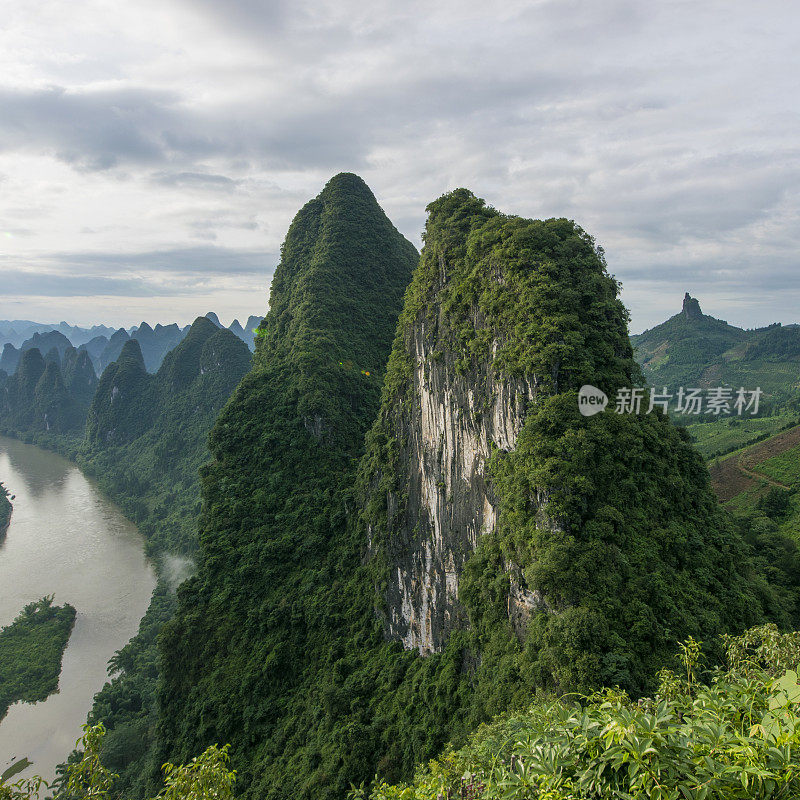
xmin=631 ymin=293 xmax=800 ymax=406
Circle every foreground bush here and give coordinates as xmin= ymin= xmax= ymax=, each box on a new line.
xmin=354 ymin=625 xmax=800 ymax=800
xmin=0 ymin=725 xmax=235 ymax=800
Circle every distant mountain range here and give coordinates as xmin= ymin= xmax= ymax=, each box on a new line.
xmin=0 ymin=313 xmax=263 ymax=378
xmin=631 ymin=293 xmax=800 ymax=407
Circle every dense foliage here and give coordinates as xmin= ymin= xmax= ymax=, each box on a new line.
xmin=0 ymin=597 xmax=76 ymax=721
xmin=0 ymin=481 xmax=10 ymax=535
xmin=0 ymin=348 xmax=86 ymax=439
xmin=343 ymin=190 xmax=799 ymax=790
xmin=70 ymin=318 xmax=252 ymax=796
xmin=153 ymin=184 xmax=800 ymax=800
xmin=81 ymin=318 xmax=251 ymax=557
xmin=355 ymin=625 xmax=800 ymax=800
xmin=155 ymin=173 xmax=418 ymax=800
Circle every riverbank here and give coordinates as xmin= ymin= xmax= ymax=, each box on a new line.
xmin=0 ymin=436 xmax=156 ymax=784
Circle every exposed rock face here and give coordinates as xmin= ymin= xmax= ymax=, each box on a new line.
xmin=682 ymin=292 xmax=702 ymax=320
xmin=362 ymin=189 xmax=636 ymax=659
xmin=378 ymin=315 xmax=538 ymax=653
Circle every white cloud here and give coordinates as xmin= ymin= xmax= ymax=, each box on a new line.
xmin=0 ymin=0 xmax=798 ymax=330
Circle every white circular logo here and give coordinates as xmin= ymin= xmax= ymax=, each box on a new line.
xmin=578 ymin=384 xmax=608 ymax=416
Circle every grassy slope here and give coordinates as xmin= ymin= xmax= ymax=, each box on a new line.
xmin=0 ymin=597 xmax=76 ymax=721
xmin=709 ymin=424 xmax=800 ymax=549
xmin=687 ymin=414 xmax=799 ymax=460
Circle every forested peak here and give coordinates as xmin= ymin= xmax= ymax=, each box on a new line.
xmin=395 ymin=187 xmax=634 ymax=393
xmin=256 ymin=172 xmax=418 ymax=374
xmin=84 ymin=334 xmax=108 ymax=349
xmin=320 ymin=170 xmax=374 ymax=199
xmin=36 ymin=359 xmax=67 ymax=392
xmin=156 ymin=176 xmax=418 ymax=794
xmin=45 ymin=346 xmax=61 ymax=367
xmin=115 ymin=338 xmax=147 ymax=373
xmin=4 ymin=348 xmax=47 ymax=412
xmin=0 ymin=343 xmax=19 ymax=375
xmin=86 ymin=339 xmax=154 ymax=446
xmin=158 ymin=315 xmax=245 ymax=391
xmin=199 ymin=328 xmax=251 ymax=377
xmin=17 ymin=346 xmax=45 ymax=382
xmin=137 ymin=321 xmax=154 ymax=335
xmin=21 ymin=329 xmax=72 ymax=356
xmin=72 ymin=348 xmax=96 ymax=374
xmin=204 ymin=311 xmax=222 ymax=328
xmin=108 ymin=327 xmax=130 ymax=344
xmin=188 ymin=315 xmax=220 ymax=338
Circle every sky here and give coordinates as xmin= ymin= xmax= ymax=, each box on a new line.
xmin=0 ymin=0 xmax=798 ymax=333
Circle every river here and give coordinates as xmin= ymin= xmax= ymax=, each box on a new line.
xmin=0 ymin=436 xmax=156 ymax=784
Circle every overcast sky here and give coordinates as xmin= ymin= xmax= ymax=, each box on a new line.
xmin=1 ymin=0 xmax=797 ymax=332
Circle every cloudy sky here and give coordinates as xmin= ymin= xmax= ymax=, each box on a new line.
xmin=1 ymin=0 xmax=797 ymax=332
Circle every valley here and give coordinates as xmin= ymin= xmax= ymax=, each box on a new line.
xmin=0 ymin=436 xmax=155 ymax=785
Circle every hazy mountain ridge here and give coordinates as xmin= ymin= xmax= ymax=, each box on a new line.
xmin=0 ymin=313 xmax=263 ymax=377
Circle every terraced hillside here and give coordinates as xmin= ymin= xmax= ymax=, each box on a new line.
xmin=709 ymin=424 xmax=800 ymax=544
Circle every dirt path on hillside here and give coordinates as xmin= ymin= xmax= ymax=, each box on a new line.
xmin=708 ymin=424 xmax=800 ymax=502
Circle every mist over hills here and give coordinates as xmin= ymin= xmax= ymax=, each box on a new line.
xmin=0 ymin=313 xmax=264 ymax=379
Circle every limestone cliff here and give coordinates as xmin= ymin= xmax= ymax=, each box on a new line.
xmin=374 ymin=317 xmax=539 ymax=652
xmin=361 ymin=190 xmax=760 ymax=685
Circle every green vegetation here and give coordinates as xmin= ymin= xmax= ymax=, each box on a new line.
xmin=732 ymin=450 xmax=800 ymax=550
xmin=349 ymin=190 xmax=797 ymax=788
xmin=70 ymin=319 xmax=251 ymax=796
xmin=687 ymin=414 xmax=799 ymax=459
xmin=155 ymin=173 xmax=418 ymax=800
xmin=631 ymin=295 xmax=800 ymax=412
xmin=0 ymin=482 xmax=10 ymax=535
xmin=0 ymin=349 xmax=86 ymax=443
xmin=355 ymin=625 xmax=800 ymax=800
xmin=1 ymin=724 xmax=235 ymax=800
xmin=153 ymin=184 xmax=799 ymax=800
xmin=0 ymin=597 xmax=76 ymax=721
xmin=754 ymin=443 xmax=800 ymax=487
xmin=80 ymin=317 xmax=251 ymax=557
